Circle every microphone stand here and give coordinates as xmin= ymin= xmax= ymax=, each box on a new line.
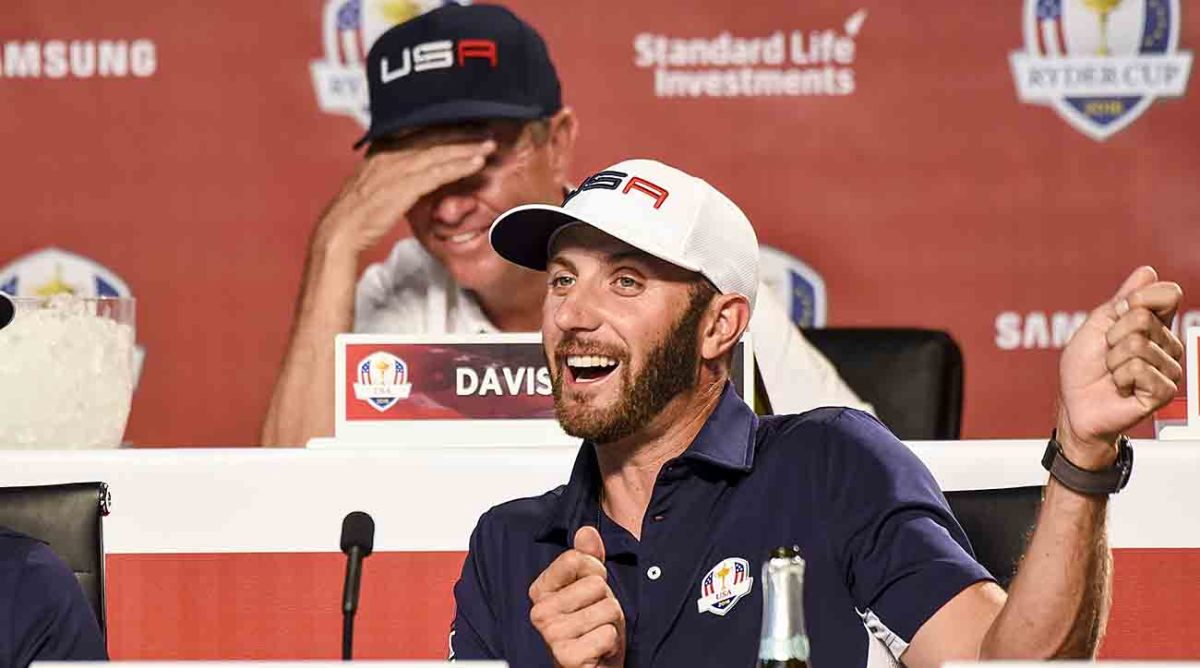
xmin=342 ymin=544 xmax=366 ymax=660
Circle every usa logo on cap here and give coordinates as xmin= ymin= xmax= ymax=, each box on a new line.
xmin=311 ymin=0 xmax=468 ymax=127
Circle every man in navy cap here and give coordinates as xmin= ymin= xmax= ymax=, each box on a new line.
xmin=0 ymin=527 xmax=107 ymax=666
xmin=262 ymin=4 xmax=868 ymax=447
xmin=450 ymin=158 xmax=1183 ymax=666
xmin=263 ymin=4 xmax=579 ymax=446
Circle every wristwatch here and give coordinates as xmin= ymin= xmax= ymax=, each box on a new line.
xmin=1041 ymin=430 xmax=1134 ymax=496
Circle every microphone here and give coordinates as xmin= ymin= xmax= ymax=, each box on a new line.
xmin=340 ymin=511 xmax=375 ymax=660
xmin=0 ymin=293 xmax=13 ymax=331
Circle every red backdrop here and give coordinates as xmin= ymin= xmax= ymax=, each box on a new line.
xmin=1 ymin=0 xmax=1197 ymax=446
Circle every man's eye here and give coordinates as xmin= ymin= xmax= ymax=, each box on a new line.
xmin=615 ymin=276 xmax=640 ymax=289
xmin=550 ymin=275 xmax=575 ymax=289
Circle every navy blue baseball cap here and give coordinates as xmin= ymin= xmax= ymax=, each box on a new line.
xmin=354 ymin=4 xmax=563 ymax=149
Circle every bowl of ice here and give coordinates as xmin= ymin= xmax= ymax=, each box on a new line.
xmin=0 ymin=294 xmax=136 ymax=449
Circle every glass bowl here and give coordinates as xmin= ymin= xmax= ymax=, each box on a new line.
xmin=0 ymin=295 xmax=136 ymax=449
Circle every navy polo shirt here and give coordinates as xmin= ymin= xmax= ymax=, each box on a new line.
xmin=0 ymin=527 xmax=107 ymax=666
xmin=451 ymin=384 xmax=991 ymax=666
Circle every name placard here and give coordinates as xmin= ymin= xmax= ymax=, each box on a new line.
xmin=324 ymin=333 xmax=753 ymax=447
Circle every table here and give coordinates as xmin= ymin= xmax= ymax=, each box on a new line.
xmin=2 ymin=439 xmax=1198 ymax=659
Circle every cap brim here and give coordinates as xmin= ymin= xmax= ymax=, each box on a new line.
xmin=353 ymin=100 xmax=544 ymax=149
xmin=490 ymin=203 xmax=705 ymax=277
xmin=489 ymin=204 xmax=578 ymax=271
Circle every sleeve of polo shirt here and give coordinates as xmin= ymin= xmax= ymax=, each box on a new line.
xmin=12 ymin=542 xmax=107 ymax=665
xmin=449 ymin=513 xmax=503 ymax=660
xmin=818 ymin=409 xmax=993 ymax=654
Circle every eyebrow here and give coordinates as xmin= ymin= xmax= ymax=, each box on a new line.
xmin=547 ymin=250 xmax=658 ymax=274
xmin=546 ymin=255 xmax=578 ymax=273
xmin=607 ymin=251 xmax=653 ymax=267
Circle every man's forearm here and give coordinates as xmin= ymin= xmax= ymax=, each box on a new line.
xmin=261 ymin=240 xmax=358 ymax=447
xmin=980 ymin=477 xmax=1111 ymax=658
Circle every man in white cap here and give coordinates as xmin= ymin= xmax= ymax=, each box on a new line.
xmin=449 ymin=158 xmax=1183 ymax=666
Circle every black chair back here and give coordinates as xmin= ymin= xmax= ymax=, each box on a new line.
xmin=945 ymin=486 xmax=1043 ymax=589
xmin=803 ymin=328 xmax=964 ymax=440
xmin=0 ymin=482 xmax=110 ymax=635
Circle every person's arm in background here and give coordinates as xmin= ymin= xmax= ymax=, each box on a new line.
xmin=749 ymin=287 xmax=875 ymax=415
xmin=11 ymin=542 xmax=106 ymax=666
xmin=901 ymin=267 xmax=1183 ymax=666
xmin=261 ymin=141 xmax=495 ymax=447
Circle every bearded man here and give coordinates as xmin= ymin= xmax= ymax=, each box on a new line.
xmin=449 ymin=159 xmax=1183 ymax=667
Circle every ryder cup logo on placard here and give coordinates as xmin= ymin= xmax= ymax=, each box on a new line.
xmin=1009 ymin=0 xmax=1193 ymax=140
xmin=310 ymin=0 xmax=468 ymax=127
xmin=353 ymin=351 xmax=413 ymax=411
xmin=697 ymin=557 xmax=753 ymax=616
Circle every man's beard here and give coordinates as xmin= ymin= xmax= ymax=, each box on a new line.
xmin=551 ymin=291 xmax=708 ymax=444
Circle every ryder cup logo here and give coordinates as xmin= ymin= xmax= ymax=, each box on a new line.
xmin=697 ymin=557 xmax=753 ymax=616
xmin=353 ymin=351 xmax=413 ymax=412
xmin=1009 ymin=0 xmax=1193 ymax=140
xmin=0 ymin=248 xmax=131 ymax=298
xmin=310 ymin=0 xmax=468 ymax=126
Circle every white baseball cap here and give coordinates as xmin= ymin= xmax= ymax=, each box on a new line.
xmin=489 ymin=158 xmax=760 ymax=309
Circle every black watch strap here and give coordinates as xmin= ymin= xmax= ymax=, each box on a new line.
xmin=1041 ymin=430 xmax=1134 ymax=496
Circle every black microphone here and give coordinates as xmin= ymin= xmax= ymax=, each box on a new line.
xmin=0 ymin=293 xmax=14 ymax=331
xmin=340 ymin=510 xmax=375 ymax=661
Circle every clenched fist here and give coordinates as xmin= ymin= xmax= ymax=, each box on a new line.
xmin=529 ymin=526 xmax=626 ymax=668
xmin=1058 ymin=266 xmax=1184 ymax=468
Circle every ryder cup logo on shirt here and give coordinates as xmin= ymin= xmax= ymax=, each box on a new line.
xmin=697 ymin=557 xmax=753 ymax=616
xmin=1009 ymin=0 xmax=1193 ymax=140
xmin=310 ymin=0 xmax=468 ymax=126
xmin=353 ymin=351 xmax=413 ymax=411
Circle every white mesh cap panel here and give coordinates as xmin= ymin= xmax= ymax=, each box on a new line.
xmin=682 ymin=178 xmax=760 ymax=308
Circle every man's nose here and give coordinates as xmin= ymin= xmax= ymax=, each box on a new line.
xmin=553 ymin=284 xmax=602 ymax=333
xmin=432 ymin=191 xmax=479 ymax=225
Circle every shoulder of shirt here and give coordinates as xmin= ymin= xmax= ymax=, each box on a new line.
xmin=759 ymin=405 xmax=881 ymax=435
xmin=756 ymin=406 xmax=900 ymax=461
xmin=0 ymin=531 xmax=78 ymax=603
xmin=472 ymin=485 xmax=568 ymax=540
xmin=0 ymin=527 xmax=39 ymax=563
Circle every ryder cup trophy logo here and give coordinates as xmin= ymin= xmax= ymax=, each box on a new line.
xmin=353 ymin=351 xmax=413 ymax=412
xmin=1009 ymin=0 xmax=1193 ymax=140
xmin=697 ymin=557 xmax=754 ymax=616
xmin=310 ymin=0 xmax=468 ymax=127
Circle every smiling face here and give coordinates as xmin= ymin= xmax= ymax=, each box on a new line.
xmin=370 ymin=117 xmax=571 ymax=293
xmin=543 ymin=225 xmax=716 ymax=444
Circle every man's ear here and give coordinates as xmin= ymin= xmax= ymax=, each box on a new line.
xmin=545 ymin=107 xmax=579 ymax=184
xmin=699 ymin=293 xmax=751 ymax=364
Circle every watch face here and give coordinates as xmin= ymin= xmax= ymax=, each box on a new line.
xmin=1116 ymin=435 xmax=1134 ymax=491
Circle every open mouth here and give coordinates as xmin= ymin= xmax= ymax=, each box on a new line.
xmin=565 ymin=355 xmax=620 ymax=384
